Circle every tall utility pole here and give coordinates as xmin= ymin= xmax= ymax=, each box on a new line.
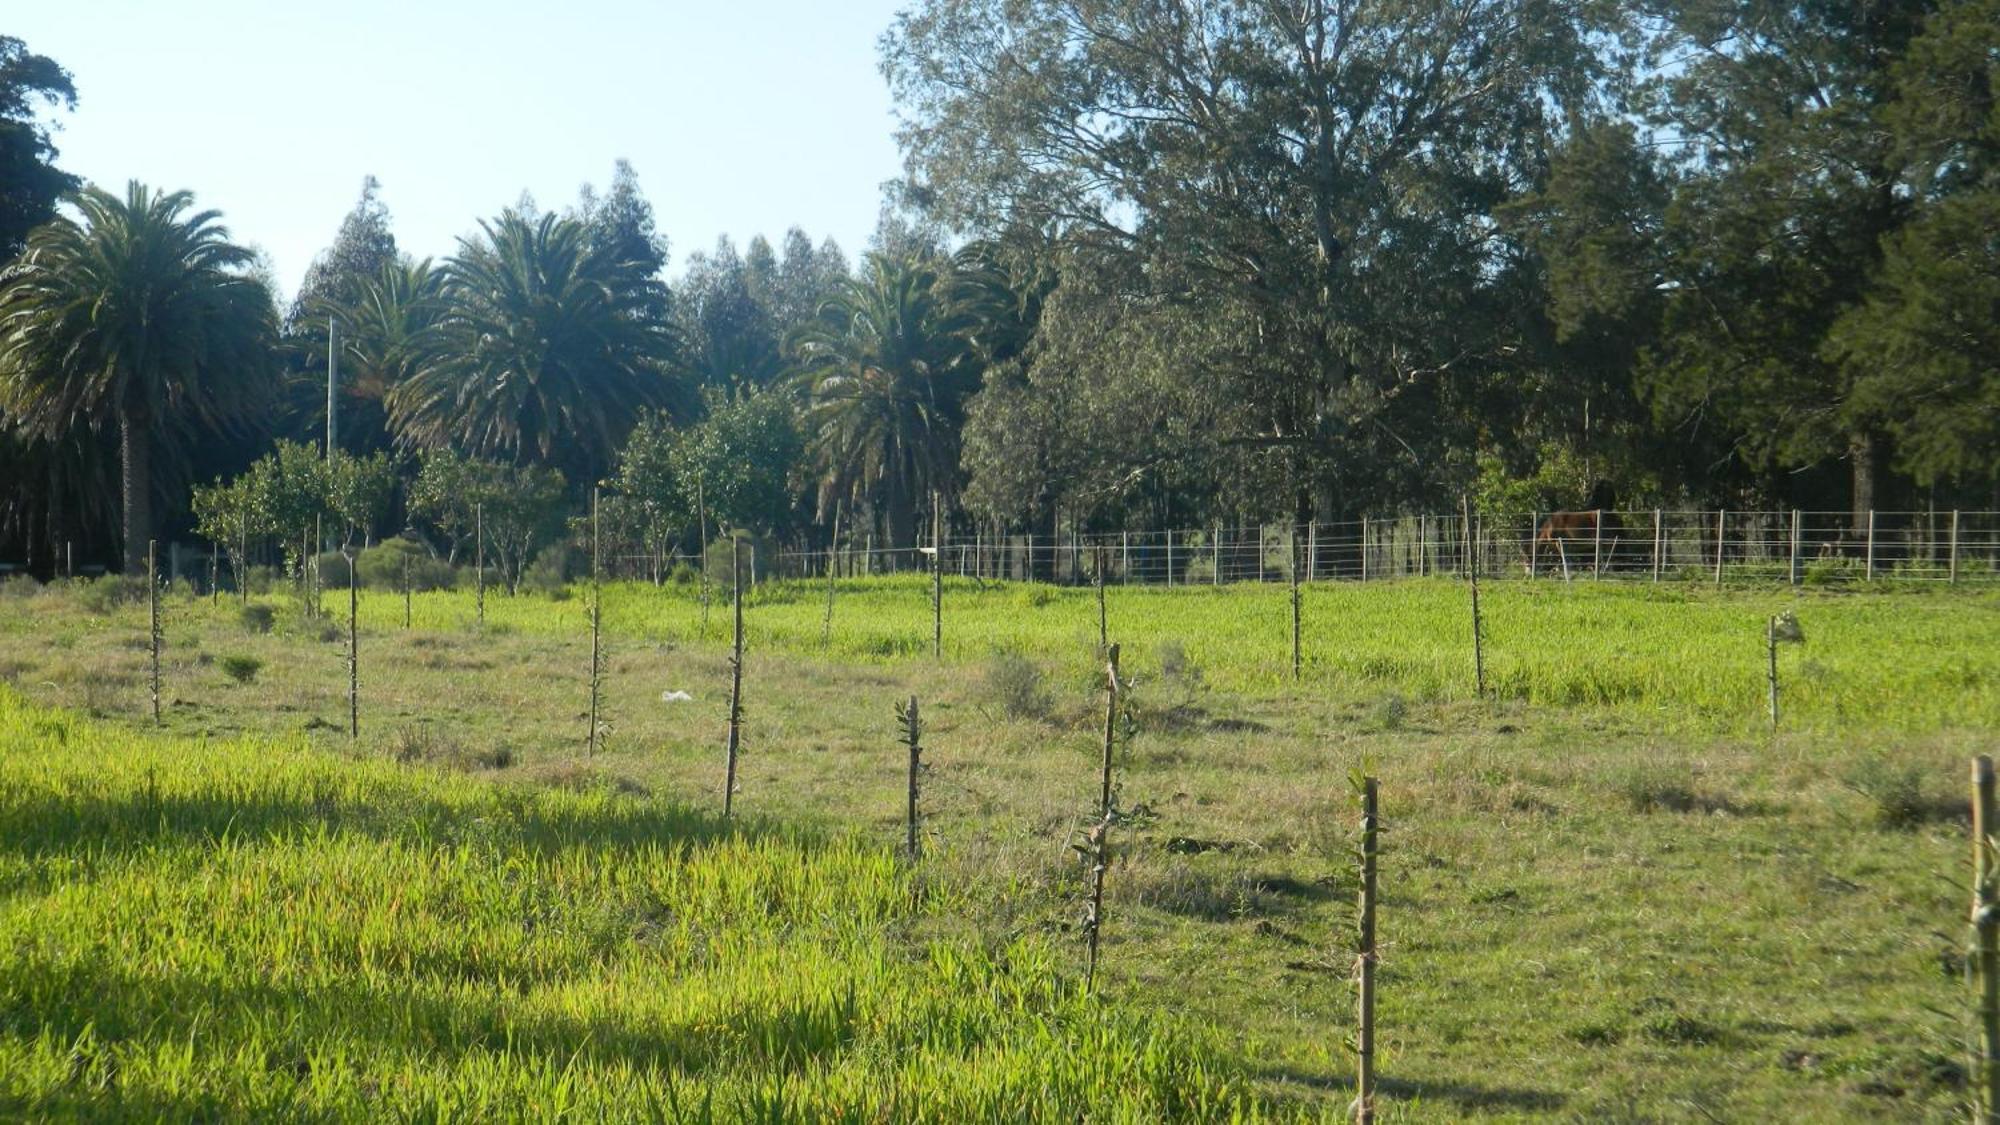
xmin=326 ymin=316 xmax=338 ymax=459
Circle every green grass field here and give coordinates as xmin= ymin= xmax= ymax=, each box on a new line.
xmin=0 ymin=573 xmax=1991 ymax=1120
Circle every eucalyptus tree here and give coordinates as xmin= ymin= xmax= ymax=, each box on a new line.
xmin=388 ymin=209 xmax=681 ymax=487
xmin=792 ymin=252 xmax=979 ymax=551
xmin=0 ymin=182 xmax=278 ymax=572
xmin=884 ymin=0 xmax=1607 ymax=517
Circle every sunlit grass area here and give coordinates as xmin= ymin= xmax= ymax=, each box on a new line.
xmin=0 ymin=575 xmax=1986 ymax=1119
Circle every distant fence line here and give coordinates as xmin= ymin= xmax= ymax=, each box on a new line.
xmin=79 ymin=508 xmax=2000 ymax=593
xmin=752 ymin=510 xmax=2000 ymax=587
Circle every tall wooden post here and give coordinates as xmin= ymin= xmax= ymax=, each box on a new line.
xmin=1212 ymin=524 xmax=1221 ymax=586
xmin=1652 ymin=508 xmax=1663 ymax=583
xmin=902 ymin=696 xmax=922 ymax=858
xmin=1865 ymin=509 xmax=1876 ymax=581
xmin=1766 ymin=615 xmax=1780 ymax=731
xmin=1592 ymin=509 xmax=1603 ymax=579
xmin=239 ymin=516 xmax=249 ymax=605
xmin=1974 ymin=755 xmax=2000 ymax=1123
xmin=1789 ymin=509 xmax=1802 ymax=587
xmin=1307 ymin=520 xmax=1317 ymax=582
xmin=474 ymin=501 xmax=486 ymax=629
xmin=1360 ymin=516 xmax=1370 ymax=583
xmin=1464 ymin=498 xmax=1485 ymax=698
xmin=1355 ymin=775 xmax=1380 ymax=1125
xmin=1951 ymin=510 xmax=1962 ymax=585
xmin=1290 ymin=526 xmax=1304 ymax=680
xmin=1095 ymin=546 xmax=1108 ymax=651
xmin=724 ymin=537 xmax=744 ymax=818
xmin=346 ymin=547 xmax=358 ymax=741
xmin=147 ymin=540 xmax=160 ymax=725
xmin=1086 ymin=644 xmax=1121 ymax=994
xmin=587 ymin=488 xmax=602 ymax=758
xmin=1714 ymin=509 xmax=1726 ymax=586
xmin=402 ymin=553 xmax=412 ymax=629
xmin=822 ymin=502 xmax=841 ymax=648
xmin=1165 ymin=529 xmax=1174 ymax=588
xmin=931 ymin=497 xmax=943 ymax=661
xmin=1528 ymin=511 xmax=1538 ymax=579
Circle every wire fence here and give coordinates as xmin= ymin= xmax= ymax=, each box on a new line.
xmin=760 ymin=510 xmax=2000 ymax=587
xmin=64 ymin=509 xmax=2000 ymax=594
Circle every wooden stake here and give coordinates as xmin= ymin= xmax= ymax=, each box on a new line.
xmin=147 ymin=540 xmax=160 ymax=725
xmin=239 ymin=515 xmax=249 ymax=605
xmin=210 ymin=540 xmax=219 ymax=604
xmin=1355 ymin=775 xmax=1380 ymax=1125
xmin=1361 ymin=516 xmax=1370 ymax=583
xmin=932 ymin=496 xmax=943 ymax=660
xmin=1095 ymin=545 xmax=1108 ymax=651
xmin=1652 ymin=508 xmax=1663 ymax=583
xmin=1087 ymin=643 xmax=1122 ymax=994
xmin=1212 ymin=524 xmax=1220 ymax=586
xmin=1800 ymin=504 xmax=1816 ymax=580
xmin=1529 ymin=511 xmax=1538 ymax=578
xmin=1465 ymin=498 xmax=1485 ymax=698
xmin=1714 ymin=509 xmax=1726 ymax=586
xmin=1866 ymin=509 xmax=1876 ymax=581
xmin=1766 ymin=615 xmax=1780 ymax=731
xmin=1952 ymin=510 xmax=1962 ymax=585
xmin=1973 ymin=756 xmax=2000 ymax=1123
xmin=723 ymin=536 xmax=744 ymax=818
xmin=346 ymin=546 xmax=358 ymax=740
xmin=1290 ymin=526 xmax=1303 ymax=681
xmin=402 ymin=553 xmax=412 ymax=629
xmin=587 ymin=487 xmax=602 ymax=758
xmin=474 ymin=501 xmax=486 ymax=629
xmin=822 ymin=501 xmax=841 ymax=649
xmin=1592 ymin=508 xmax=1603 ymax=579
xmin=901 ymin=695 xmax=922 ymax=858
xmin=1098 ymin=643 xmax=1121 ymax=816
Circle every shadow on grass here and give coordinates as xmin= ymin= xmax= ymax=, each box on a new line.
xmin=0 ymin=771 xmax=803 ymax=865
xmin=1259 ymin=1064 xmax=1566 ymax=1114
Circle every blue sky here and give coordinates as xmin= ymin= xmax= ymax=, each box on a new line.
xmin=12 ymin=0 xmax=909 ymax=300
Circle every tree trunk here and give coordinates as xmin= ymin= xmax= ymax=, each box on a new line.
xmin=120 ymin=412 xmax=151 ymax=575
xmin=1850 ymin=431 xmax=1876 ymax=545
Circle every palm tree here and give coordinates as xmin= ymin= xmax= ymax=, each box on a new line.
xmin=310 ymin=257 xmax=445 ymax=455
xmin=388 ymin=210 xmax=679 ymax=486
xmin=0 ymin=182 xmax=278 ymax=573
xmin=792 ymin=252 xmax=980 ymax=552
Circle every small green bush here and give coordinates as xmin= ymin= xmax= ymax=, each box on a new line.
xmin=77 ymin=575 xmax=149 ymax=614
xmin=239 ymin=604 xmax=276 ymax=634
xmin=357 ymin=540 xmax=455 ymax=592
xmin=523 ymin=544 xmax=577 ymax=596
xmin=219 ymin=655 xmax=263 ymax=684
xmin=984 ymin=651 xmax=1049 ymax=720
xmin=1844 ymin=755 xmax=1952 ymax=829
xmin=701 ymin=534 xmax=773 ymax=591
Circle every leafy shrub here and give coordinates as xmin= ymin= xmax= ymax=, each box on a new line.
xmin=984 ymin=651 xmax=1049 ymax=720
xmin=701 ymin=534 xmax=773 ymax=591
xmin=523 ymin=544 xmax=577 ymax=597
xmin=357 ymin=539 xmax=456 ymax=591
xmin=220 ymin=655 xmax=264 ymax=684
xmin=1157 ymin=640 xmax=1203 ymax=689
xmin=239 ymin=604 xmax=276 ymax=634
xmin=0 ymin=574 xmax=43 ymax=598
xmin=1371 ymin=692 xmax=1408 ymax=731
xmin=1844 ymin=754 xmax=1955 ymax=829
xmin=77 ymin=575 xmax=149 ymax=614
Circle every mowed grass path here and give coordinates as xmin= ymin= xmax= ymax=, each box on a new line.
xmin=0 ymin=576 xmax=1991 ymax=1119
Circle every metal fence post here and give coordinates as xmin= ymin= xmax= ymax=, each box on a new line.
xmin=1714 ymin=509 xmax=1726 ymax=586
xmin=1951 ymin=510 xmax=1961 ymax=584
xmin=1866 ymin=509 xmax=1876 ymax=581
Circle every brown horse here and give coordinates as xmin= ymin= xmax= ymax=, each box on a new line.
xmin=1529 ymin=510 xmax=1627 ymax=576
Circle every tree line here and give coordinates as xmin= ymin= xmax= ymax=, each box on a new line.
xmin=0 ymin=0 xmax=1995 ymax=577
